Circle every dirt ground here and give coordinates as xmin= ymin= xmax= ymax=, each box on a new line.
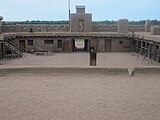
xmin=0 ymin=53 xmax=160 ymax=120
xmin=0 ymin=73 xmax=160 ymax=120
xmin=0 ymin=52 xmax=160 ymax=68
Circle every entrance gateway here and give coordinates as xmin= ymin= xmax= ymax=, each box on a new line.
xmin=73 ymin=39 xmax=89 ymax=52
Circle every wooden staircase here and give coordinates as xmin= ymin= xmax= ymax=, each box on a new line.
xmin=3 ymin=34 xmax=25 ymax=58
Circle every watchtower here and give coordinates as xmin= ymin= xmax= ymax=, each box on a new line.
xmin=76 ymin=6 xmax=85 ymax=13
xmin=118 ymin=19 xmax=129 ymax=33
xmin=70 ymin=6 xmax=92 ymax=32
xmin=145 ymin=20 xmax=151 ymax=32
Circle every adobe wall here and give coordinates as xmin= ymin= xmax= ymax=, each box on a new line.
xmin=70 ymin=6 xmax=92 ymax=32
xmin=151 ymin=26 xmax=160 ymax=35
xmin=145 ymin=20 xmax=151 ymax=32
xmin=14 ymin=37 xmax=58 ymax=52
xmin=90 ymin=38 xmax=135 ymax=52
xmin=2 ymin=24 xmax=145 ymax=33
xmin=2 ymin=25 xmax=69 ymax=33
xmin=111 ymin=38 xmax=135 ymax=52
xmin=97 ymin=39 xmax=106 ymax=52
xmin=12 ymin=36 xmax=135 ymax=54
xmin=70 ymin=13 xmax=92 ymax=32
xmin=92 ymin=25 xmax=145 ymax=32
xmin=0 ymin=22 xmax=2 ymax=33
xmin=14 ymin=37 xmax=74 ymax=53
xmin=0 ymin=16 xmax=3 ymax=33
xmin=128 ymin=25 xmax=145 ymax=32
xmin=118 ymin=19 xmax=129 ymax=33
xmin=92 ymin=25 xmax=117 ymax=32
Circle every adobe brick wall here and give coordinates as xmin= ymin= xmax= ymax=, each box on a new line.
xmin=93 ymin=25 xmax=145 ymax=32
xmin=0 ymin=16 xmax=3 ymax=33
xmin=2 ymin=24 xmax=146 ymax=33
xmin=151 ymin=26 xmax=160 ymax=35
xmin=0 ymin=21 xmax=2 ymax=33
xmin=92 ymin=25 xmax=117 ymax=32
xmin=70 ymin=13 xmax=92 ymax=32
xmin=111 ymin=38 xmax=135 ymax=52
xmin=2 ymin=25 xmax=69 ymax=32
xmin=128 ymin=25 xmax=145 ymax=32
xmin=145 ymin=20 xmax=151 ymax=32
xmin=118 ymin=19 xmax=129 ymax=33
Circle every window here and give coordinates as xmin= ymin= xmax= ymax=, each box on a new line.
xmin=58 ymin=40 xmax=62 ymax=48
xmin=44 ymin=40 xmax=54 ymax=44
xmin=79 ymin=20 xmax=84 ymax=32
xmin=119 ymin=41 xmax=123 ymax=44
xmin=28 ymin=40 xmax=33 ymax=46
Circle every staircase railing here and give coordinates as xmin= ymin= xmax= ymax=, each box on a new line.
xmin=3 ymin=34 xmax=26 ymax=52
xmin=2 ymin=34 xmax=26 ymax=57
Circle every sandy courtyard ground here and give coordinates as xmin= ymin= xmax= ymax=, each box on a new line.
xmin=0 ymin=52 xmax=160 ymax=68
xmin=0 ymin=53 xmax=160 ymax=120
xmin=0 ymin=73 xmax=160 ymax=120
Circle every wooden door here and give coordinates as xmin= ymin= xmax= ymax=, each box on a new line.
xmin=63 ymin=40 xmax=73 ymax=53
xmin=19 ymin=40 xmax=26 ymax=50
xmin=58 ymin=40 xmax=62 ymax=49
xmin=105 ymin=40 xmax=111 ymax=52
xmin=0 ymin=43 xmax=4 ymax=58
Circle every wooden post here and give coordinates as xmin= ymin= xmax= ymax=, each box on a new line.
xmin=90 ymin=47 xmax=97 ymax=66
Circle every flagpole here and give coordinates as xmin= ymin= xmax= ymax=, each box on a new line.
xmin=68 ymin=0 xmax=71 ymax=31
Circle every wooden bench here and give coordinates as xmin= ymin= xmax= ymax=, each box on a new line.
xmin=35 ymin=50 xmax=50 ymax=56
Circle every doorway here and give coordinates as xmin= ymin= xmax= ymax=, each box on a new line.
xmin=105 ymin=40 xmax=111 ymax=52
xmin=73 ymin=39 xmax=88 ymax=52
xmin=19 ymin=40 xmax=26 ymax=51
xmin=57 ymin=40 xmax=63 ymax=52
xmin=1 ymin=43 xmax=4 ymax=58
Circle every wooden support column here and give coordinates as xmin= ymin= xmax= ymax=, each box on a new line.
xmin=147 ymin=43 xmax=151 ymax=61
xmin=152 ymin=43 xmax=156 ymax=60
xmin=158 ymin=44 xmax=160 ymax=63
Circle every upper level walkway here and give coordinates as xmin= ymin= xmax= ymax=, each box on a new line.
xmin=2 ymin=32 xmax=160 ymax=43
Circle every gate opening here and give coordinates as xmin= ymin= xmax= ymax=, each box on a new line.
xmin=73 ymin=39 xmax=88 ymax=52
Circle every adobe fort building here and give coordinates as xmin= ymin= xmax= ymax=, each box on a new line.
xmin=0 ymin=6 xmax=160 ymax=63
xmin=70 ymin=6 xmax=92 ymax=32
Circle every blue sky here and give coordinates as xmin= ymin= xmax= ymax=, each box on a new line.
xmin=0 ymin=0 xmax=160 ymax=21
